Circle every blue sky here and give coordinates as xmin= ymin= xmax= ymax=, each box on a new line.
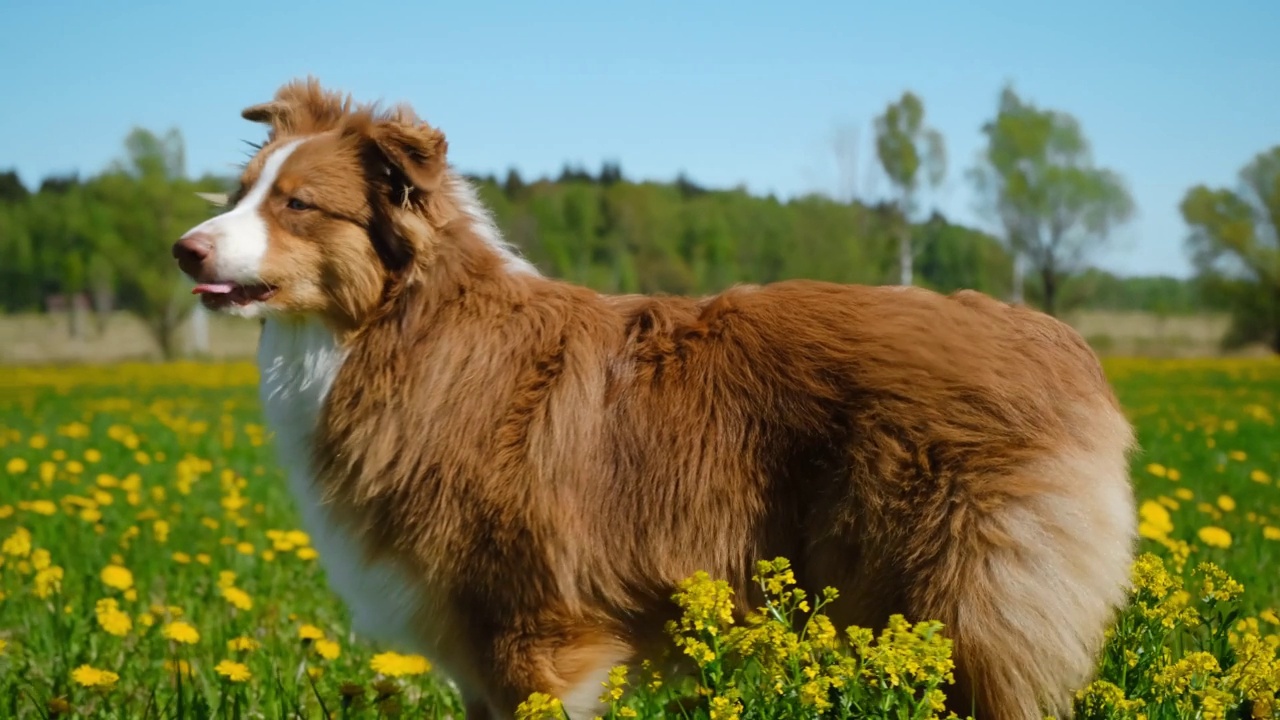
xmin=2 ymin=0 xmax=1276 ymax=278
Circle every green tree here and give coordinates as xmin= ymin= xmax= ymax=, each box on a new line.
xmin=1181 ymin=145 xmax=1280 ymax=352
xmin=874 ymin=91 xmax=946 ymax=286
xmin=969 ymin=85 xmax=1135 ymax=315
xmin=88 ymin=127 xmax=224 ymax=358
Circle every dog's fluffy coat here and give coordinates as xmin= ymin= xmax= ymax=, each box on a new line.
xmin=175 ymin=78 xmax=1138 ymax=719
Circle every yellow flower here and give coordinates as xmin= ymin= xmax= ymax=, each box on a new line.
xmin=84 ymin=448 xmax=102 ymax=463
xmin=100 ymin=564 xmax=134 ymax=591
xmin=1138 ymin=500 xmax=1173 ymax=540
xmin=72 ymin=664 xmax=119 ymax=688
xmin=1263 ymin=527 xmax=1280 ymax=541
xmin=1227 ymin=450 xmax=1247 ymax=462
xmin=162 ymin=620 xmax=200 ymax=644
xmin=1197 ymin=526 xmax=1232 ymax=549
xmin=1146 ymin=463 xmax=1167 ymax=478
xmin=296 ymin=547 xmax=318 ymax=561
xmin=172 ymin=551 xmax=191 ymax=564
xmin=95 ymin=598 xmax=133 ymax=637
xmin=220 ymin=586 xmax=253 ymax=611
xmin=28 ymin=500 xmax=57 ymax=516
xmin=370 ymin=651 xmax=431 ymax=677
xmin=315 ymin=639 xmax=341 ymax=660
xmin=215 ymin=660 xmax=252 ymax=682
xmin=514 ymin=692 xmax=563 ymax=720
xmin=2 ymin=527 xmax=31 ymax=557
xmin=227 ymin=636 xmax=260 ymax=652
xmin=1250 ymin=469 xmax=1272 ymax=484
xmin=1174 ymin=488 xmax=1194 ymax=501
xmin=35 ymin=566 xmax=64 ymax=598
xmin=5 ymin=457 xmax=28 ymax=474
xmin=1216 ymin=494 xmax=1236 ymax=512
xmin=235 ymin=541 xmax=255 ymax=556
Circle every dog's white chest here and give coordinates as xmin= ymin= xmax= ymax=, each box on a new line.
xmin=257 ymin=318 xmax=426 ymax=649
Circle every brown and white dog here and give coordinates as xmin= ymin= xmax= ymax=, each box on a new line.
xmin=172 ymin=78 xmax=1137 ymax=719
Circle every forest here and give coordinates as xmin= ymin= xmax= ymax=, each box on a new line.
xmin=0 ymin=85 xmax=1276 ymax=355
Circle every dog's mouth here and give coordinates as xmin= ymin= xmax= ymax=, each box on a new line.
xmin=192 ymin=282 xmax=278 ymax=309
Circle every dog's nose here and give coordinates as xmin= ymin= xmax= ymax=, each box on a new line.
xmin=172 ymin=233 xmax=212 ymax=275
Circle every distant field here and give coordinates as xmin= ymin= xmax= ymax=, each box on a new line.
xmin=0 ymin=307 xmax=1249 ymax=365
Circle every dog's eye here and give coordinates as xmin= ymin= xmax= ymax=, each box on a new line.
xmin=286 ymin=198 xmax=311 ymax=211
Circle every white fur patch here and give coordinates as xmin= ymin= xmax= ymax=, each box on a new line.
xmin=447 ymin=174 xmax=540 ymax=275
xmin=257 ymin=317 xmax=429 ymax=647
xmin=188 ymin=138 xmax=306 ymax=285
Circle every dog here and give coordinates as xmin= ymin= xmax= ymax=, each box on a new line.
xmin=172 ymin=78 xmax=1137 ymax=719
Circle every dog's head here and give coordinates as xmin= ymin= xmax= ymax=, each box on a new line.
xmin=173 ymin=78 xmax=468 ymax=330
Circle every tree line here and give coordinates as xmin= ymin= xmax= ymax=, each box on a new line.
xmin=0 ymin=84 xmax=1275 ymax=355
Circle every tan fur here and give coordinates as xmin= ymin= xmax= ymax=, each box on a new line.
xmin=204 ymin=78 xmax=1139 ymax=719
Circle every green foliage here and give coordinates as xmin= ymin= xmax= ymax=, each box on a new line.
xmin=1181 ymin=146 xmax=1280 ymax=351
xmin=874 ymin=91 xmax=947 ymax=286
xmin=969 ymin=85 xmax=1135 ymax=315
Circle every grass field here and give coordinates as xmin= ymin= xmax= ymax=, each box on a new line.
xmin=1 ymin=358 xmax=1279 ymax=718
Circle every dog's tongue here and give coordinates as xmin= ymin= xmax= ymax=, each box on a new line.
xmin=192 ymin=283 xmax=235 ymax=295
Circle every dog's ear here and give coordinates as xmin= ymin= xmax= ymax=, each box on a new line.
xmin=241 ymin=100 xmax=290 ymax=126
xmin=366 ymin=120 xmax=449 ymax=196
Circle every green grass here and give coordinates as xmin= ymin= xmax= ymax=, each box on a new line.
xmin=0 ymin=358 xmax=1278 ymax=718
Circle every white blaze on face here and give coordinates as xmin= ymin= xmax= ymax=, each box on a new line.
xmin=185 ymin=138 xmax=306 ymax=282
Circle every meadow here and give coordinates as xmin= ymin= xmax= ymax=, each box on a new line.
xmin=0 ymin=357 xmax=1278 ymax=718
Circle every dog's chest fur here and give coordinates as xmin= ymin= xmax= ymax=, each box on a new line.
xmin=257 ymin=317 xmax=434 ymax=651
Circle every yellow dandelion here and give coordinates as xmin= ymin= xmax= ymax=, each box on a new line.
xmin=34 ymin=566 xmax=64 ymax=598
xmin=296 ymin=547 xmax=318 ymax=561
xmin=315 ymin=639 xmax=341 ymax=660
xmin=220 ymin=586 xmax=253 ymax=611
xmin=2 ymin=527 xmax=31 ymax=557
xmin=171 ymin=551 xmax=191 ymax=564
xmin=227 ymin=636 xmax=260 ymax=652
xmin=5 ymin=457 xmax=28 ymax=474
xmin=100 ymin=564 xmax=134 ymax=591
xmin=28 ymin=500 xmax=57 ymax=516
xmin=1217 ymin=495 xmax=1236 ymax=512
xmin=235 ymin=541 xmax=254 ymax=556
xmin=161 ymin=620 xmax=200 ymax=644
xmin=1263 ymin=527 xmax=1280 ymax=541
xmin=95 ymin=598 xmax=133 ymax=637
xmin=298 ymin=624 xmax=325 ymax=641
xmin=84 ymin=449 xmax=102 ymax=463
xmin=71 ymin=665 xmax=119 ymax=688
xmin=370 ymin=651 xmax=431 ymax=677
xmin=1197 ymin=526 xmax=1232 ymax=549
xmin=1145 ymin=463 xmax=1167 ymax=478
xmin=215 ymin=660 xmax=252 ymax=682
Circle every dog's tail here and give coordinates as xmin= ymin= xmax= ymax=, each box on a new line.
xmin=909 ymin=405 xmax=1137 ymax=719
